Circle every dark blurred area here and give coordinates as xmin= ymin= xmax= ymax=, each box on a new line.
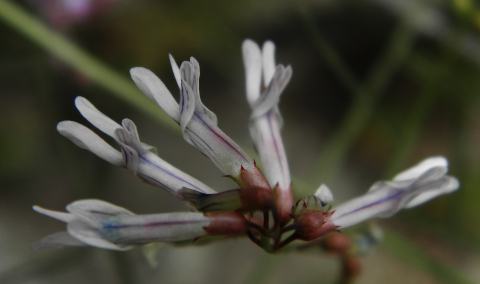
xmin=1 ymin=0 xmax=480 ymax=283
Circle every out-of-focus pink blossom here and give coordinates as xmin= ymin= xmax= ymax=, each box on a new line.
xmin=29 ymin=0 xmax=117 ymax=32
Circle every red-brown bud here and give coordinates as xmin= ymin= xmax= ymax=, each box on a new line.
xmin=294 ymin=210 xmax=335 ymax=240
xmin=321 ymin=231 xmax=351 ymax=253
xmin=203 ymin=212 xmax=247 ymax=236
xmin=238 ymin=164 xmax=271 ymax=189
xmin=238 ymin=186 xmax=274 ymax=212
xmin=292 ymin=195 xmax=337 ymax=241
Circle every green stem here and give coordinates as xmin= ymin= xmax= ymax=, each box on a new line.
xmin=0 ymin=0 xmax=178 ymax=133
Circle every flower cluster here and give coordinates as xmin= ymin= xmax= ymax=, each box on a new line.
xmin=33 ymin=40 xmax=459 ymax=252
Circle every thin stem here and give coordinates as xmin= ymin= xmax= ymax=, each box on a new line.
xmin=274 ymin=233 xmax=298 ymax=252
xmin=336 ymin=254 xmax=361 ymax=284
xmin=270 ymin=206 xmax=280 ymax=232
xmin=263 ymin=210 xmax=269 ymax=229
xmin=247 ymin=221 xmax=266 ymax=235
xmin=0 ymin=0 xmax=179 ymax=132
xmin=280 ymin=224 xmax=296 ymax=234
xmin=246 ymin=229 xmax=261 ymax=246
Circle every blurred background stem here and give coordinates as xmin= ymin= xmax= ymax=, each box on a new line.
xmin=301 ymin=6 xmax=416 ymax=188
xmin=0 ymin=0 xmax=179 ymax=133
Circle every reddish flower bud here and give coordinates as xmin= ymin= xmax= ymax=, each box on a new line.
xmin=292 ymin=195 xmax=337 ymax=241
xmin=321 ymin=232 xmax=351 ymax=253
xmin=238 ymin=163 xmax=271 ymax=189
xmin=238 ymin=186 xmax=274 ymax=212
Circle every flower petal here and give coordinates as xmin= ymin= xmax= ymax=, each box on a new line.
xmin=121 ymin=119 xmax=140 ymax=143
xmin=169 ymin=54 xmax=182 ymax=89
xmin=33 ymin=205 xmax=75 ymax=223
xmin=175 ymin=67 xmax=254 ymax=178
xmin=57 ymin=121 xmax=123 ymax=166
xmin=112 ymin=120 xmax=217 ymax=195
xmin=67 ymin=219 xmax=131 ymax=251
xmin=31 ymin=232 xmax=87 ymax=250
xmin=331 ymin=183 xmax=403 ymax=229
xmin=179 ymin=59 xmax=218 ymax=125
xmin=314 ymin=184 xmax=334 ymax=205
xmin=121 ymin=118 xmax=155 ymax=152
xmin=189 ymin=57 xmax=201 ymax=95
xmin=180 ymin=61 xmax=197 ymax=96
xmin=121 ymin=143 xmax=139 ymax=177
xmin=242 ymin=39 xmax=263 ymax=105
xmin=67 ymin=199 xmax=134 ymax=214
xmin=137 ymin=151 xmax=217 ymax=195
xmin=393 ymin=156 xmax=448 ymax=181
xmin=405 ymin=176 xmax=459 ymax=208
xmin=331 ymin=158 xmax=459 ymax=229
xmin=74 ymin=96 xmax=121 ymax=137
xmin=64 ymin=200 xmax=138 ymax=250
xmin=250 ymin=65 xmax=292 ymax=119
xmin=179 ymin=79 xmax=197 ymax=135
xmin=66 ymin=199 xmax=134 ymax=223
xmin=183 ymin=114 xmax=255 ymax=178
xmin=262 ymin=41 xmax=276 ymax=86
xmin=114 ymin=128 xmax=141 ymax=176
xmin=130 ymin=67 xmax=180 ymax=122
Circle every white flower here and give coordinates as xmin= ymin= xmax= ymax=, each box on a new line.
xmin=330 ymin=156 xmax=459 ymax=229
xmin=58 ymin=97 xmax=216 ymax=201
xmin=242 ymin=39 xmax=293 ymax=224
xmin=32 ymin=199 xmax=212 ymax=251
xmin=130 ymin=56 xmax=256 ymax=180
xmin=242 ymin=40 xmax=292 ymax=190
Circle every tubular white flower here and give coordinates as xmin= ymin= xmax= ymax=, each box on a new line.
xmin=130 ymin=57 xmax=254 ymax=179
xmin=242 ymin=39 xmax=292 ymax=190
xmin=58 ymin=97 xmax=216 ymax=198
xmin=331 ymin=156 xmax=459 ymax=229
xmin=32 ymin=200 xmax=211 ymax=251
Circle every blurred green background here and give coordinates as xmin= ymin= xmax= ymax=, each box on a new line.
xmin=1 ymin=0 xmax=480 ymax=283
